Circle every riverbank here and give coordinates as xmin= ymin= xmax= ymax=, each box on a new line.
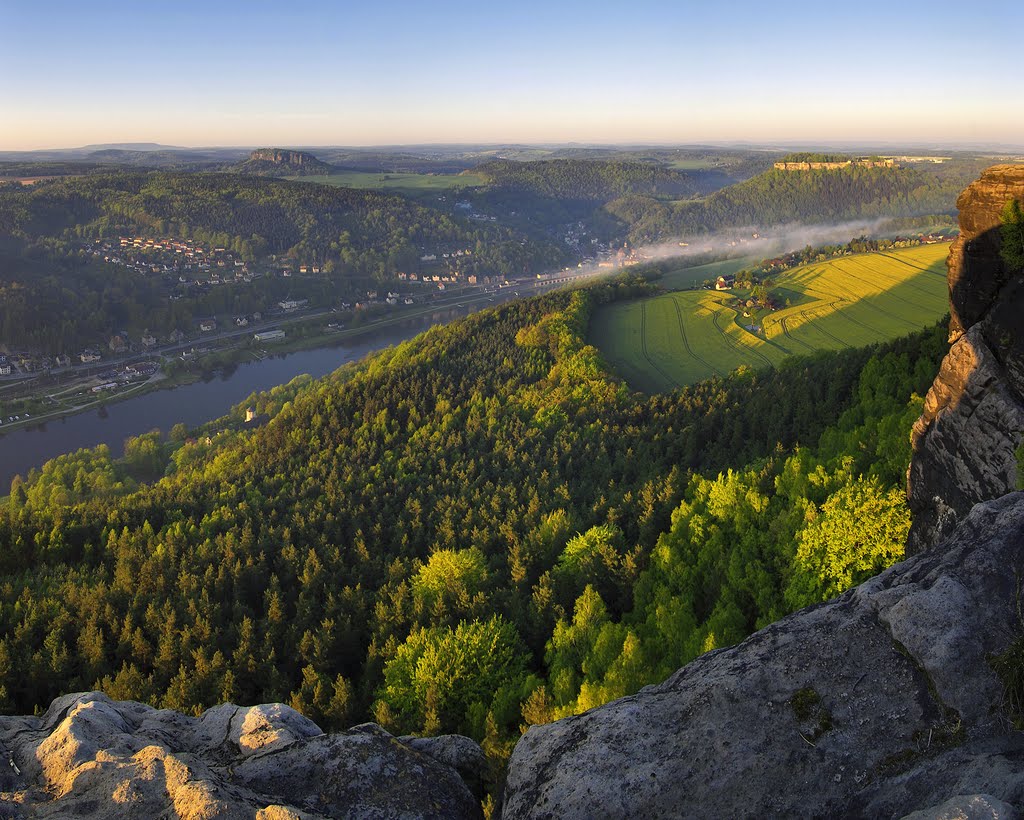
xmin=0 ymin=282 xmax=532 ymax=435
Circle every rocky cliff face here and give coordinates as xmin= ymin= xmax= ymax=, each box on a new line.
xmin=0 ymin=694 xmax=483 ymax=818
xmin=907 ymin=164 xmax=1024 ymax=552
xmin=248 ymin=149 xmax=320 ymax=167
xmin=235 ymin=149 xmax=333 ymax=176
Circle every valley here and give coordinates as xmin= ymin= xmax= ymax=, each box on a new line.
xmin=591 ymin=242 xmax=950 ymax=392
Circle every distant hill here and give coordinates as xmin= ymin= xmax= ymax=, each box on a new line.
xmin=79 ymin=142 xmax=183 ymax=151
xmin=234 ymin=148 xmax=335 ymax=176
xmin=476 ymin=158 xmax=724 ymax=200
xmin=602 ymin=158 xmax=993 ymax=243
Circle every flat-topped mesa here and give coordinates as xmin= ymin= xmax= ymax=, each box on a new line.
xmin=906 ymin=164 xmax=1024 ymax=553
xmin=248 ymin=148 xmax=320 ymax=167
xmin=236 ymin=148 xmax=333 ymax=176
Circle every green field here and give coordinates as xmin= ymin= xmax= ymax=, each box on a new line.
xmin=591 ymin=244 xmax=949 ymax=393
xmin=658 ymin=257 xmax=753 ymax=290
xmin=289 ymin=170 xmax=487 ymax=197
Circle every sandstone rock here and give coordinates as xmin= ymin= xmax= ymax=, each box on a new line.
xmin=907 ymin=326 xmax=1024 ymax=551
xmin=501 ymin=493 xmax=1024 ymax=819
xmin=0 ymin=693 xmax=482 ymax=818
xmin=947 ymin=165 xmax=1024 ymax=339
xmin=400 ymin=734 xmax=488 ymax=800
xmin=902 ymin=793 xmax=1018 ymax=820
xmin=907 ymin=165 xmax=1024 ymax=552
xmin=228 ymin=703 xmax=322 ymax=757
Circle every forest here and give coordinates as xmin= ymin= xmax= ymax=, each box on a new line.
xmin=0 ymin=172 xmax=567 ymax=351
xmin=475 ymin=159 xmax=727 ymax=201
xmin=603 ymin=159 xmax=990 ymax=243
xmin=0 ymin=272 xmax=947 ymax=777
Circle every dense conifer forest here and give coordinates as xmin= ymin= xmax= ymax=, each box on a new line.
xmin=0 ymin=273 xmax=947 ymax=769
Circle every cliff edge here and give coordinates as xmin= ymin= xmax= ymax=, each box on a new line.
xmin=907 ymin=164 xmax=1024 ymax=552
xmin=0 ymin=695 xmax=483 ymax=818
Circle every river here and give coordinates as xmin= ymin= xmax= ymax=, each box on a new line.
xmin=0 ymin=302 xmax=484 ymax=490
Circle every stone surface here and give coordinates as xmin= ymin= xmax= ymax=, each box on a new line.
xmin=902 ymin=793 xmax=1018 ymax=820
xmin=907 ymin=164 xmax=1024 ymax=552
xmin=400 ymin=734 xmax=488 ymax=800
xmin=0 ymin=694 xmax=482 ymax=819
xmin=501 ymin=493 xmax=1024 ymax=819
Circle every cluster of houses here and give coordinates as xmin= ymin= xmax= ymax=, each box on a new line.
xmin=86 ymin=237 xmax=255 ymax=284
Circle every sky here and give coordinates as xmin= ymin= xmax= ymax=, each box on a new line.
xmin=1 ymin=0 xmax=1022 ymax=150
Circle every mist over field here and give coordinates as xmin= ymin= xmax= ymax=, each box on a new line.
xmin=638 ymin=218 xmax=931 ymax=266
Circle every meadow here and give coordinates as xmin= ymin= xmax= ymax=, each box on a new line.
xmin=590 ymin=243 xmax=949 ymax=393
xmin=289 ymin=170 xmax=487 ymax=197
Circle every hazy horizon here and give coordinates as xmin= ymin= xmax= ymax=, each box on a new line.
xmin=2 ymin=0 xmax=1021 ymax=151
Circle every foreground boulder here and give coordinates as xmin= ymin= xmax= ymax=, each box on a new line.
xmin=0 ymin=695 xmax=482 ymax=818
xmin=502 ymin=491 xmax=1024 ymax=818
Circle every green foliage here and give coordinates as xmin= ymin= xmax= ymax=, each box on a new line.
xmin=603 ymin=160 xmax=988 ymax=244
xmin=375 ymin=616 xmax=529 ymax=738
xmin=477 ymin=159 xmax=717 ymax=201
xmin=991 ymin=633 xmax=1024 ymax=729
xmin=0 ymin=279 xmax=948 ymax=755
xmin=1001 ymin=199 xmax=1024 ymax=272
xmin=785 ymin=476 xmax=909 ymax=608
xmin=412 ymin=547 xmax=489 ymax=617
xmin=591 ymin=244 xmax=949 ymax=393
xmin=0 ymin=171 xmax=566 ymax=351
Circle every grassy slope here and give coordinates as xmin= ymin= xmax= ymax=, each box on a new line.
xmin=591 ymin=244 xmax=948 ymax=392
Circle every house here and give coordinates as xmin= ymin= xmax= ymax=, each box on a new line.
xmin=715 ymin=275 xmax=735 ymax=291
xmin=254 ymin=330 xmax=285 ymax=342
xmin=141 ymin=333 xmax=157 ymax=349
xmin=80 ymin=350 xmax=102 ymax=364
xmin=55 ymin=354 xmax=72 ymax=368
xmin=235 ymin=317 xmax=249 ymax=327
xmin=199 ymin=319 xmax=217 ymax=333
xmin=0 ymin=362 xmax=10 ymax=376
xmin=109 ymin=335 xmax=127 ymax=353
xmin=279 ymin=299 xmax=308 ymax=312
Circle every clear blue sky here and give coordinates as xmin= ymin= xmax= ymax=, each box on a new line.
xmin=1 ymin=0 xmax=1021 ymax=149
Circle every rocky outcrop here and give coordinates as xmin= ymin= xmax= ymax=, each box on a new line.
xmin=907 ymin=164 xmax=1024 ymax=551
xmin=502 ymin=491 xmax=1024 ymax=818
xmin=235 ymin=149 xmax=333 ymax=176
xmin=0 ymin=694 xmax=482 ymax=818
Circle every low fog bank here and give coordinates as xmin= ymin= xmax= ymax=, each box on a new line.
xmin=638 ymin=217 xmax=936 ymax=264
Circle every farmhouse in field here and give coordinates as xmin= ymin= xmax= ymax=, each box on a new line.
xmin=715 ymin=275 xmax=735 ymax=291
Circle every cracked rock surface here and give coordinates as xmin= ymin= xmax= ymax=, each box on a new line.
xmin=0 ymin=695 xmax=482 ymax=818
xmin=502 ymin=492 xmax=1024 ymax=819
xmin=908 ymin=164 xmax=1024 ymax=552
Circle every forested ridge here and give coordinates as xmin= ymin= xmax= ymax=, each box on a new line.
xmin=604 ymin=160 xmax=990 ymax=242
xmin=0 ymin=171 xmax=562 ymax=272
xmin=0 ymin=171 xmax=566 ymax=351
xmin=0 ymin=271 xmax=947 ymax=774
xmin=476 ymin=159 xmax=725 ymax=201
